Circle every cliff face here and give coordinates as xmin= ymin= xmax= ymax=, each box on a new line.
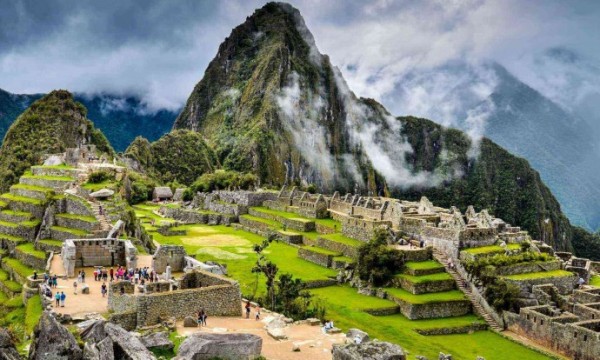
xmin=172 ymin=2 xmax=573 ymax=250
xmin=0 ymin=90 xmax=113 ymax=191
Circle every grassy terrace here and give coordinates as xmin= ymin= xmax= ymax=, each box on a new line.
xmin=396 ymin=272 xmax=453 ymax=284
xmin=1 ymin=210 xmax=33 ymax=219
xmin=300 ymin=245 xmax=339 ymax=256
xmin=51 ymin=226 xmax=88 ymax=236
xmin=16 ymin=243 xmax=46 ymax=259
xmin=385 ymin=288 xmax=466 ymax=304
xmin=31 ymin=164 xmax=74 ymax=170
xmin=319 ymin=233 xmax=362 ymax=247
xmin=462 ymin=243 xmax=522 ymax=255
xmin=0 ymin=268 xmax=22 ymax=292
xmin=11 ymin=183 xmax=54 ymax=194
xmin=21 ymin=174 xmax=73 ymax=181
xmin=312 ymin=286 xmax=546 ymax=360
xmin=251 ymin=206 xmax=313 ymax=223
xmin=405 ymin=260 xmax=445 ymax=271
xmin=82 ymin=180 xmax=118 ymax=192
xmin=20 ymin=219 xmax=41 ymax=227
xmin=503 ymin=270 xmax=574 ymax=281
xmin=55 ymin=213 xmax=98 ymax=223
xmin=38 ymin=239 xmax=63 ymax=247
xmin=240 ymin=214 xmax=282 ymax=229
xmin=0 ymin=194 xmax=43 ymax=205
xmin=2 ymin=258 xmax=37 ymax=278
xmin=0 ymin=220 xmax=17 ymax=229
xmin=0 ymin=234 xmax=25 ymax=244
xmin=591 ymin=275 xmax=600 ymax=287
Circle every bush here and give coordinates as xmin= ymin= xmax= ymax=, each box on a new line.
xmin=87 ymin=170 xmax=112 ymax=184
xmin=189 ymin=170 xmax=258 ymax=193
xmin=462 ymin=251 xmax=552 ymax=281
xmin=485 ymin=278 xmax=520 ymax=312
xmin=357 ymin=228 xmax=404 ymax=286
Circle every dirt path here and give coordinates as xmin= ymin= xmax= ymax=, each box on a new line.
xmin=176 ymin=312 xmax=345 ymax=360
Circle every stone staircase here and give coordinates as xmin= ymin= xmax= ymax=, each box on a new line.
xmin=89 ymin=201 xmax=112 ymax=232
xmin=432 ymin=249 xmax=503 ymax=332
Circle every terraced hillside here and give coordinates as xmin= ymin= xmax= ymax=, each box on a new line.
xmin=133 ymin=201 xmax=552 ymax=359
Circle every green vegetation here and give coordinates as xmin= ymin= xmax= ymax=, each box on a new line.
xmin=1 ymin=210 xmax=32 ymax=219
xmin=0 ymin=193 xmax=43 ymax=205
xmin=16 ymin=243 xmax=46 ymax=260
xmin=405 ymin=260 xmax=445 ymax=271
xmin=21 ymin=174 xmax=73 ymax=182
xmin=51 ymin=225 xmax=88 ymax=236
xmin=185 ymin=170 xmax=257 ymax=198
xmin=38 ymin=239 xmax=63 ymax=248
xmin=386 ymin=288 xmax=466 ymax=304
xmin=311 ymin=285 xmax=398 ymax=312
xmin=462 ymin=251 xmax=554 ymax=279
xmin=300 ymin=245 xmax=338 ymax=256
xmin=10 ymin=183 xmax=54 ymax=195
xmin=25 ymin=295 xmax=42 ymax=333
xmin=396 ymin=272 xmax=453 ymax=284
xmin=55 ymin=213 xmax=98 ymax=223
xmin=2 ymin=258 xmax=36 ymax=278
xmin=357 ymin=228 xmax=404 ymax=286
xmin=463 ymin=243 xmax=521 ymax=255
xmin=0 ymin=220 xmax=17 ymax=228
xmin=20 ymin=219 xmax=41 ymax=227
xmin=572 ymin=226 xmax=600 ymax=261
xmin=0 ymin=90 xmax=113 ymax=192
xmin=87 ymin=170 xmax=113 ymax=184
xmin=503 ymin=270 xmax=574 ymax=281
xmin=0 ymin=268 xmax=22 ymax=292
xmin=320 ymin=233 xmax=362 ymax=247
xmin=590 ymin=275 xmax=600 ymax=287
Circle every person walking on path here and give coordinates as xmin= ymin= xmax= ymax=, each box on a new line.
xmin=110 ymin=268 xmax=114 ymax=282
xmin=245 ymin=300 xmax=251 ymax=319
xmin=200 ymin=308 xmax=207 ymax=326
xmin=101 ymin=283 xmax=107 ymax=298
xmin=54 ymin=292 xmax=60 ymax=307
xmin=73 ymin=281 xmax=78 ymax=295
xmin=60 ymin=292 xmax=66 ymax=307
xmin=81 ymin=270 xmax=85 ymax=283
xmin=255 ymin=305 xmax=261 ymax=321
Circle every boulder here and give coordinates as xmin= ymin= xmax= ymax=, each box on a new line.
xmin=29 ymin=312 xmax=83 ymax=360
xmin=332 ymin=340 xmax=406 ymax=360
xmin=438 ymin=353 xmax=453 ymax=360
xmin=174 ymin=333 xmax=262 ymax=360
xmin=89 ymin=188 xmax=114 ymax=198
xmin=0 ymin=327 xmax=21 ymax=360
xmin=266 ymin=318 xmax=287 ymax=340
xmin=104 ymin=323 xmax=156 ymax=360
xmin=80 ymin=320 xmax=108 ymax=344
xmin=140 ymin=331 xmax=174 ymax=351
xmin=83 ymin=337 xmax=115 ymax=360
xmin=183 ymin=316 xmax=198 ymax=327
xmin=43 ymin=155 xmax=64 ymax=166
xmin=346 ymin=328 xmax=370 ymax=344
xmin=81 ymin=284 xmax=90 ymax=294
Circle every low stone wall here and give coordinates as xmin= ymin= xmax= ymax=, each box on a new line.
xmin=316 ymin=237 xmax=358 ymax=258
xmin=341 ymin=217 xmax=391 ymax=243
xmin=0 ymin=279 xmax=20 ymax=297
xmin=495 ymin=261 xmax=562 ymax=276
xmin=415 ymin=322 xmax=488 ymax=335
xmin=54 ymin=215 xmax=97 ymax=233
xmin=388 ymin=294 xmax=472 ymax=320
xmin=152 ymin=245 xmax=186 ymax=273
xmin=298 ymin=248 xmax=333 ymax=268
xmin=210 ymin=190 xmax=277 ymax=207
xmin=247 ymin=208 xmax=315 ymax=232
xmin=50 ymin=228 xmax=92 ymax=241
xmin=304 ymin=279 xmax=337 ymax=288
xmin=315 ymin=223 xmax=337 ymax=234
xmin=14 ymin=247 xmax=46 ymax=270
xmin=393 ymin=276 xmax=455 ymax=295
xmin=504 ymin=273 xmax=577 ymax=295
xmin=363 ymin=306 xmax=400 ymax=316
xmin=239 ymin=216 xmax=272 ymax=233
xmin=278 ymin=231 xmax=303 ymax=245
xmin=64 ymin=195 xmax=94 ymax=217
xmin=109 ymin=311 xmax=137 ymax=331
xmin=11 ymin=186 xmax=51 ymax=201
xmin=396 ymin=247 xmax=432 ymax=262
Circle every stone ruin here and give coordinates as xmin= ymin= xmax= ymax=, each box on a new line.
xmin=151 ymin=244 xmax=187 ymax=274
xmin=61 ymin=238 xmax=138 ymax=277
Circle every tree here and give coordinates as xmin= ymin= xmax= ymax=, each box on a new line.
xmin=357 ymin=228 xmax=404 ymax=287
xmin=252 ymin=238 xmax=279 ymax=309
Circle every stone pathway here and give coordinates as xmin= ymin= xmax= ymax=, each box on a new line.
xmin=176 ymin=313 xmax=345 ymax=360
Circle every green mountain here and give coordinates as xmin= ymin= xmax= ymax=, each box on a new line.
xmin=0 ymin=88 xmax=176 ymax=152
xmin=172 ymin=2 xmax=573 ymax=250
xmin=0 ymin=90 xmax=113 ymax=191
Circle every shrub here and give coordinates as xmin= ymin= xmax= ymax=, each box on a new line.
xmin=87 ymin=170 xmax=112 ymax=184
xmin=189 ymin=170 xmax=258 ymax=193
xmin=357 ymin=228 xmax=404 ymax=286
xmin=485 ymin=278 xmax=520 ymax=312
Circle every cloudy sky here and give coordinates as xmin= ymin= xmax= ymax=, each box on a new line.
xmin=1 ymin=0 xmax=599 ymax=119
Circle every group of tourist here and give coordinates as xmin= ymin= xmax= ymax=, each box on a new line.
xmin=197 ymin=308 xmax=208 ymax=326
xmin=43 ymin=273 xmax=60 ymax=288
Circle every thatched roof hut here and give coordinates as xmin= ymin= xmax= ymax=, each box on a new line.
xmin=153 ymin=187 xmax=173 ymax=201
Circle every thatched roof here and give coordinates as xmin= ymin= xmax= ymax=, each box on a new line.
xmin=153 ymin=187 xmax=173 ymax=199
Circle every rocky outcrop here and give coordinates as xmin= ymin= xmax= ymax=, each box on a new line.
xmin=0 ymin=328 xmax=20 ymax=360
xmin=183 ymin=316 xmax=198 ymax=327
xmin=140 ymin=331 xmax=174 ymax=351
xmin=174 ymin=333 xmax=262 ymax=360
xmin=104 ymin=323 xmax=156 ymax=360
xmin=83 ymin=337 xmax=114 ymax=360
xmin=29 ymin=311 xmax=83 ymax=360
xmin=332 ymin=340 xmax=406 ymax=360
xmin=346 ymin=328 xmax=370 ymax=344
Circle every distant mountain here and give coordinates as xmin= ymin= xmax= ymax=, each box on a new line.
xmin=171 ymin=2 xmax=573 ymax=250
xmin=388 ymin=62 xmax=600 ymax=230
xmin=0 ymin=88 xmax=177 ymax=152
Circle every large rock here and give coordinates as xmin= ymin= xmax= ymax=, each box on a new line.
xmin=265 ymin=317 xmax=287 ymax=340
xmin=140 ymin=331 xmax=174 ymax=351
xmin=104 ymin=323 xmax=156 ymax=360
xmin=346 ymin=328 xmax=370 ymax=344
xmin=332 ymin=340 xmax=406 ymax=360
xmin=29 ymin=312 xmax=83 ymax=360
xmin=174 ymin=333 xmax=262 ymax=360
xmin=183 ymin=316 xmax=198 ymax=327
xmin=83 ymin=337 xmax=114 ymax=360
xmin=0 ymin=327 xmax=21 ymax=360
xmin=80 ymin=320 xmax=108 ymax=344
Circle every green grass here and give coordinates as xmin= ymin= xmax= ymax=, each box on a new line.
xmin=2 ymin=258 xmax=37 ymax=278
xmin=240 ymin=214 xmax=281 ymax=228
xmin=4 ymin=296 xmax=24 ymax=308
xmin=463 ymin=243 xmax=521 ymax=255
xmin=16 ymin=243 xmax=46 ymax=260
xmin=314 ymin=217 xmax=341 ymax=229
xmin=396 ymin=272 xmax=453 ymax=284
xmin=503 ymin=270 xmax=574 ymax=281
xmin=333 ymin=255 xmax=355 ymax=264
xmin=0 ymin=234 xmax=25 ymax=243
xmin=55 ymin=213 xmax=98 ymax=223
xmin=312 ymin=285 xmax=547 ymax=360
xmin=590 ymin=275 xmax=600 ymax=287
xmin=38 ymin=239 xmax=63 ymax=247
xmin=21 ymin=174 xmax=73 ymax=181
xmin=0 ymin=290 xmax=7 ymax=304
xmin=320 ymin=233 xmax=362 ymax=247
xmin=0 ymin=193 xmax=43 ymax=206
xmin=51 ymin=225 xmax=89 ymax=236
xmin=0 ymin=220 xmax=18 ymax=228
xmin=31 ymin=164 xmax=73 ymax=170
xmin=385 ymin=288 xmax=466 ymax=304
xmin=11 ymin=183 xmax=54 ymax=194
xmin=405 ymin=260 xmax=445 ymax=271
xmin=251 ymin=206 xmax=313 ymax=223
xmin=1 ymin=210 xmax=32 ymax=219
xmin=20 ymin=219 xmax=41 ymax=227
xmin=300 ymin=245 xmax=340 ymax=256
xmin=82 ymin=179 xmax=117 ymax=191
xmin=25 ymin=295 xmax=42 ymax=333
xmin=0 ymin=272 xmax=23 ymax=293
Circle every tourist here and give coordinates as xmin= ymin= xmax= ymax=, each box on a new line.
xmin=322 ymin=320 xmax=333 ymax=333
xmin=109 ymin=267 xmax=114 ymax=281
xmin=99 ymin=205 xmax=103 ymax=216
xmin=255 ymin=305 xmax=261 ymax=321
xmin=245 ymin=300 xmax=251 ymax=319
xmin=354 ymin=334 xmax=362 ymax=345
xmin=77 ymin=271 xmax=82 ymax=284
xmin=73 ymin=280 xmax=78 ymax=295
xmin=81 ymin=270 xmax=85 ymax=283
xmin=33 ymin=271 xmax=38 ymax=280
xmin=134 ymin=270 xmax=140 ymax=285
xmin=93 ymin=268 xmax=98 ymax=281
xmin=54 ymin=292 xmax=60 ymax=307
xmin=53 ymin=275 xmax=58 ymax=288
xmin=60 ymin=292 xmax=66 ymax=307
xmin=103 ymin=269 xmax=108 ymax=281
xmin=578 ymin=277 xmax=585 ymax=288
xmin=101 ymin=282 xmax=107 ymax=298
xmin=197 ymin=310 xmax=203 ymax=326
xmin=200 ymin=308 xmax=207 ymax=326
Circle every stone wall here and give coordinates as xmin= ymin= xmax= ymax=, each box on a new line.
xmin=387 ymin=294 xmax=472 ymax=320
xmin=341 ymin=216 xmax=391 ymax=243
xmin=64 ymin=194 xmax=94 ymax=217
xmin=54 ymin=215 xmax=97 ymax=233
xmin=504 ymin=273 xmax=577 ymax=295
xmin=109 ymin=311 xmax=137 ymax=331
xmin=315 ymin=237 xmax=358 ymax=258
xmin=14 ymin=247 xmax=46 ymax=270
xmin=152 ymin=245 xmax=187 ymax=273
xmin=298 ymin=248 xmax=333 ymax=268
xmin=247 ymin=208 xmax=315 ymax=232
xmin=61 ymin=239 xmax=135 ymax=277
xmin=494 ymin=261 xmax=562 ymax=277
xmin=393 ymin=276 xmax=455 ymax=295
